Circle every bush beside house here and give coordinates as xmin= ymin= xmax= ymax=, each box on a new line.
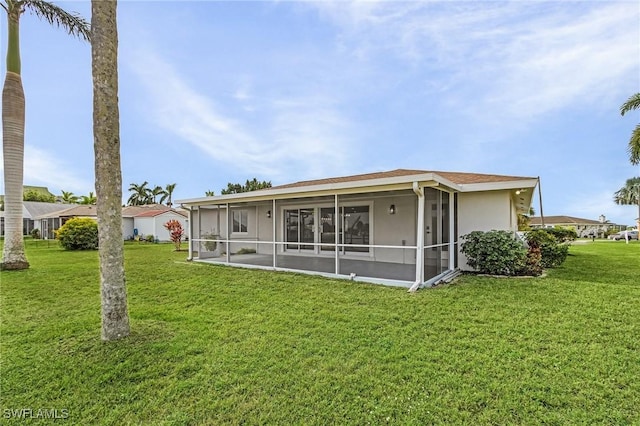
xmin=461 ymin=229 xmax=571 ymax=277
xmin=55 ymin=218 xmax=98 ymax=250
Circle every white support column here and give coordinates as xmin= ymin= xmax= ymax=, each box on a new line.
xmin=334 ymin=194 xmax=339 ymax=276
xmin=449 ymin=191 xmax=455 ymax=270
xmin=226 ymin=203 xmax=231 ymax=263
xmin=187 ymin=207 xmax=193 ymax=260
xmin=410 ymin=182 xmax=425 ymax=292
xmin=272 ymin=198 xmax=277 ymax=268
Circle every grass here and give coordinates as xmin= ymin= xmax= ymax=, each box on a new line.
xmin=1 ymin=239 xmax=639 ymax=424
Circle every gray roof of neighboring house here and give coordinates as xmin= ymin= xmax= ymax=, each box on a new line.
xmin=11 ymin=202 xmax=74 ymax=219
xmin=529 ymin=215 xmax=611 ymax=226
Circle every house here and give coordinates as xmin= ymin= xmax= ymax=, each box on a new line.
xmin=0 ymin=201 xmax=73 ymax=237
xmin=529 ymin=215 xmax=625 ymax=238
xmin=35 ymin=205 xmax=99 ymax=239
xmin=35 ymin=203 xmax=188 ymax=241
xmin=122 ymin=206 xmax=188 ymax=241
xmin=177 ymin=169 xmax=538 ymax=290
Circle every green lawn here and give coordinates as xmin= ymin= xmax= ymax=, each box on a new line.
xmin=1 ymin=240 xmax=639 ymax=424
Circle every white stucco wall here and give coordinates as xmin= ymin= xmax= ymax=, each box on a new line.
xmin=457 ymin=190 xmax=515 ymax=270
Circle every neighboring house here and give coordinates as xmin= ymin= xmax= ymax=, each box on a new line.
xmin=35 ymin=205 xmax=99 ymax=239
xmin=0 ymin=201 xmax=73 ymax=237
xmin=529 ymin=215 xmax=625 ymax=238
xmin=35 ymin=203 xmax=187 ymax=241
xmin=177 ymin=169 xmax=538 ymax=290
xmin=122 ymin=207 xmax=188 ymax=241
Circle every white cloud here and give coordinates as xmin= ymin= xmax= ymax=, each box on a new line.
xmin=127 ymin=49 xmax=355 ymax=181
xmin=0 ymin=145 xmax=92 ymax=194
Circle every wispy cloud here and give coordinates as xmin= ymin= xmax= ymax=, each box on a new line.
xmin=127 ymin=48 xmax=354 ymax=181
xmin=0 ymin=145 xmax=92 ymax=194
xmin=312 ymin=1 xmax=639 ymax=121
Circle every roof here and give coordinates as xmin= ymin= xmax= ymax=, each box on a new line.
xmin=177 ymin=169 xmax=538 ymax=212
xmin=35 ymin=205 xmax=99 ymax=219
xmin=134 ymin=209 xmax=187 ymax=218
xmin=21 ymin=201 xmax=74 ymax=219
xmin=271 ymin=169 xmax=536 ymax=190
xmin=122 ymin=204 xmax=172 ymax=218
xmin=529 ymin=216 xmax=607 ymax=226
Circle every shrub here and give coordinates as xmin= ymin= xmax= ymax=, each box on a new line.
xmin=461 ymin=230 xmax=529 ymax=276
xmin=546 ymin=227 xmax=577 ymax=243
xmin=201 ymin=232 xmax=219 ymax=251
xmin=164 ymin=219 xmax=184 ymax=251
xmin=56 ymin=218 xmax=98 ymax=250
xmin=145 ymin=234 xmax=155 ymax=243
xmin=525 ymin=229 xmax=570 ymax=268
xmin=30 ymin=228 xmax=41 ymax=239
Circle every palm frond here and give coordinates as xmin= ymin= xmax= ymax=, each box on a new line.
xmin=620 ymin=93 xmax=640 ymax=116
xmin=22 ymin=0 xmax=90 ymax=41
xmin=628 ymin=124 xmax=640 ymax=165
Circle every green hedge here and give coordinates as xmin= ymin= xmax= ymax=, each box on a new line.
xmin=56 ymin=218 xmax=98 ymax=250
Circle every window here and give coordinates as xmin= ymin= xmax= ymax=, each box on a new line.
xmin=232 ymin=210 xmax=248 ymax=233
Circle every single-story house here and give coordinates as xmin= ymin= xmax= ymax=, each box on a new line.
xmin=529 ymin=215 xmax=625 ymax=238
xmin=35 ymin=205 xmax=99 ymax=239
xmin=36 ymin=204 xmax=188 ymax=241
xmin=124 ymin=208 xmax=188 ymax=241
xmin=0 ymin=201 xmax=74 ymax=237
xmin=177 ymin=169 xmax=538 ymax=290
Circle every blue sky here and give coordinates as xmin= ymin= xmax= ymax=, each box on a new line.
xmin=2 ymin=0 xmax=639 ymax=225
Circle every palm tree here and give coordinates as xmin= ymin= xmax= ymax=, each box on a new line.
xmin=92 ymin=0 xmax=129 ymax=341
xmin=150 ymin=185 xmax=165 ymax=204
xmin=127 ymin=181 xmax=151 ymax=205
xmin=1 ymin=0 xmax=89 ymax=270
xmin=620 ymin=93 xmax=640 ymax=165
xmin=614 ymin=177 xmax=640 ymax=230
xmin=161 ymin=183 xmax=176 ymax=207
xmin=79 ymin=191 xmax=97 ymax=205
xmin=205 ymin=190 xmax=215 ymax=197
xmin=60 ymin=190 xmax=79 ymax=204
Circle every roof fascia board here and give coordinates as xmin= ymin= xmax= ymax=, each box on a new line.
xmin=458 ymin=178 xmax=539 ymax=193
xmin=178 ymin=173 xmax=444 ymax=207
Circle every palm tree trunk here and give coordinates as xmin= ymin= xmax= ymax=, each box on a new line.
xmin=92 ymin=0 xmax=130 ymax=340
xmin=1 ymin=72 xmax=29 ymax=270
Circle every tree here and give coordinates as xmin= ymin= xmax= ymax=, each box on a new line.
xmin=160 ymin=183 xmax=176 ymax=207
xmin=60 ymin=190 xmax=79 ymax=204
xmin=1 ymin=0 xmax=89 ymax=270
xmin=620 ymin=93 xmax=640 ymax=165
xmin=221 ymin=178 xmax=272 ymax=195
xmin=205 ymin=190 xmax=215 ymax=197
xmin=614 ymin=177 xmax=640 ymax=230
xmin=127 ymin=181 xmax=151 ymax=205
xmin=23 ymin=189 xmax=55 ymax=202
xmin=150 ymin=185 xmax=165 ymax=203
xmin=79 ymin=191 xmax=97 ymax=205
xmin=92 ymin=0 xmax=129 ymax=341
xmin=164 ymin=219 xmax=184 ymax=251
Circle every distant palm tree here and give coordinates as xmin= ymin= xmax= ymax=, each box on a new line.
xmin=614 ymin=177 xmax=640 ymax=230
xmin=205 ymin=190 xmax=215 ymax=197
xmin=79 ymin=191 xmax=97 ymax=205
xmin=161 ymin=183 xmax=176 ymax=207
xmin=60 ymin=190 xmax=79 ymax=204
xmin=150 ymin=185 xmax=165 ymax=204
xmin=1 ymin=0 xmax=90 ymax=270
xmin=620 ymin=93 xmax=640 ymax=165
xmin=127 ymin=181 xmax=151 ymax=205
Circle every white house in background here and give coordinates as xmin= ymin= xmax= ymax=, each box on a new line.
xmin=36 ymin=204 xmax=188 ymax=241
xmin=127 ymin=209 xmax=188 ymax=241
xmin=529 ymin=215 xmax=626 ymax=238
xmin=177 ymin=169 xmax=538 ymax=290
xmin=0 ymin=201 xmax=73 ymax=237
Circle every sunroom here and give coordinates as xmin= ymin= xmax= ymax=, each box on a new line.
xmin=177 ymin=169 xmax=537 ymax=290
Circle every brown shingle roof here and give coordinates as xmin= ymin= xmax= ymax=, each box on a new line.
xmin=270 ymin=169 xmax=535 ymax=190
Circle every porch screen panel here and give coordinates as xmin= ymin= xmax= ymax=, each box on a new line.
xmin=320 ymin=208 xmax=336 ymax=251
xmin=343 ymin=206 xmax=370 ymax=253
xmin=285 ymin=209 xmax=299 ymax=250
